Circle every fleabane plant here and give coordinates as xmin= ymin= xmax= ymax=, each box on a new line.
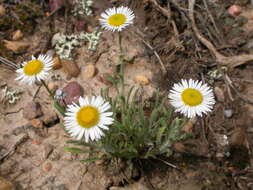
xmin=65 ymin=88 xmax=189 ymax=163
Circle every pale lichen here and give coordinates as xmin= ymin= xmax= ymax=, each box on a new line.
xmin=72 ymin=0 xmax=93 ymax=16
xmin=52 ymin=29 xmax=101 ymax=60
xmin=1 ymin=86 xmax=22 ymax=104
xmin=79 ymin=29 xmax=101 ymax=51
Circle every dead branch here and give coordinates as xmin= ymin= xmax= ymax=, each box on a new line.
xmin=147 ymin=0 xmax=171 ymax=19
xmin=188 ymin=0 xmax=253 ymax=68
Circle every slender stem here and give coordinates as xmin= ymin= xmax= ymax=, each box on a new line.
xmin=118 ymin=32 xmax=124 ymax=96
xmin=41 ymin=80 xmax=53 ymax=98
xmin=41 ymin=80 xmax=66 ymax=117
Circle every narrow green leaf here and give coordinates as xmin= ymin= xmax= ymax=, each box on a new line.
xmin=64 ymin=147 xmax=87 ymax=154
xmin=80 ymin=157 xmax=105 ymax=163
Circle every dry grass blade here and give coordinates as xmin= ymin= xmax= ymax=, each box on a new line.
xmin=0 ymin=56 xmax=19 ymax=70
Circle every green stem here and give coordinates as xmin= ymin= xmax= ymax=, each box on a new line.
xmin=41 ymin=80 xmax=53 ymax=98
xmin=41 ymin=80 xmax=66 ymax=117
xmin=118 ymin=32 xmax=124 ymax=97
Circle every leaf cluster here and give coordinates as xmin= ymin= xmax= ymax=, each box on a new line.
xmin=65 ymin=88 xmax=190 ymax=163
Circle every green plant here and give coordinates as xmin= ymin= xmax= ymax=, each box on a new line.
xmin=65 ymin=87 xmax=190 ymax=163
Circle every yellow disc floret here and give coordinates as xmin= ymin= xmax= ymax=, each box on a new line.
xmin=108 ymin=13 xmax=126 ymax=27
xmin=181 ymin=88 xmax=203 ymax=106
xmin=23 ymin=60 xmax=44 ymax=76
xmin=77 ymin=106 xmax=100 ymax=128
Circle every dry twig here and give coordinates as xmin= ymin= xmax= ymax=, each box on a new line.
xmin=188 ymin=0 xmax=253 ymax=68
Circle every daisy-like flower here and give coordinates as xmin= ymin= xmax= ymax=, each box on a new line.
xmin=168 ymin=79 xmax=215 ymax=118
xmin=16 ymin=54 xmax=53 ymax=85
xmin=64 ymin=96 xmax=114 ymax=142
xmin=99 ymin=6 xmax=135 ymax=32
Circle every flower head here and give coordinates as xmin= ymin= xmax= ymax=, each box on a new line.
xmin=168 ymin=79 xmax=215 ymax=118
xmin=99 ymin=6 xmax=135 ymax=32
xmin=64 ymin=96 xmax=114 ymax=142
xmin=16 ymin=54 xmax=53 ymax=85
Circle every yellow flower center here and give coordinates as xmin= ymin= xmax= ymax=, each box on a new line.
xmin=77 ymin=106 xmax=100 ymax=128
xmin=108 ymin=13 xmax=126 ymax=27
xmin=23 ymin=60 xmax=44 ymax=76
xmin=181 ymin=88 xmax=203 ymax=106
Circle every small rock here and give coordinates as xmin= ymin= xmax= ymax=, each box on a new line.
xmin=228 ymin=5 xmax=242 ymax=16
xmin=135 ymin=75 xmax=149 ymax=85
xmin=84 ymin=64 xmax=96 ymax=79
xmin=12 ymin=30 xmax=23 ymax=41
xmin=48 ymin=82 xmax=58 ymax=93
xmin=43 ymin=162 xmax=52 ymax=172
xmin=43 ymin=144 xmax=54 ymax=159
xmin=52 ymin=56 xmax=62 ymax=70
xmin=0 ymin=176 xmax=15 ymax=190
xmin=55 ymin=184 xmax=69 ymax=190
xmin=30 ymin=119 xmax=44 ymax=129
xmin=224 ymin=109 xmax=233 ymax=118
xmin=0 ymin=5 xmax=6 ymax=16
xmin=214 ymin=87 xmax=225 ymax=102
xmin=2 ymin=40 xmax=30 ymax=54
xmin=23 ymin=102 xmax=43 ymax=120
xmin=61 ymin=82 xmax=84 ymax=106
xmin=62 ymin=59 xmax=80 ymax=78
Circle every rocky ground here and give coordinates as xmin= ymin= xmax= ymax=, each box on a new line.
xmin=1 ymin=0 xmax=253 ymax=189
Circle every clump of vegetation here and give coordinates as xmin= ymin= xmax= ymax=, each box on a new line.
xmin=52 ymin=30 xmax=101 ymax=59
xmin=65 ymin=88 xmax=190 ymax=164
xmin=72 ymin=0 xmax=93 ymax=16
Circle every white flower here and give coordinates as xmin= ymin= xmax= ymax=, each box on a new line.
xmin=64 ymin=96 xmax=114 ymax=142
xmin=168 ymin=79 xmax=215 ymax=118
xmin=16 ymin=54 xmax=53 ymax=85
xmin=99 ymin=6 xmax=135 ymax=32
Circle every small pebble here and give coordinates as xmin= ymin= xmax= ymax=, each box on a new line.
xmin=228 ymin=5 xmax=242 ymax=16
xmin=224 ymin=109 xmax=233 ymax=118
xmin=52 ymin=56 xmax=62 ymax=70
xmin=62 ymin=59 xmax=80 ymax=78
xmin=135 ymin=75 xmax=149 ymax=85
xmin=84 ymin=64 xmax=96 ymax=79
xmin=61 ymin=82 xmax=84 ymax=106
